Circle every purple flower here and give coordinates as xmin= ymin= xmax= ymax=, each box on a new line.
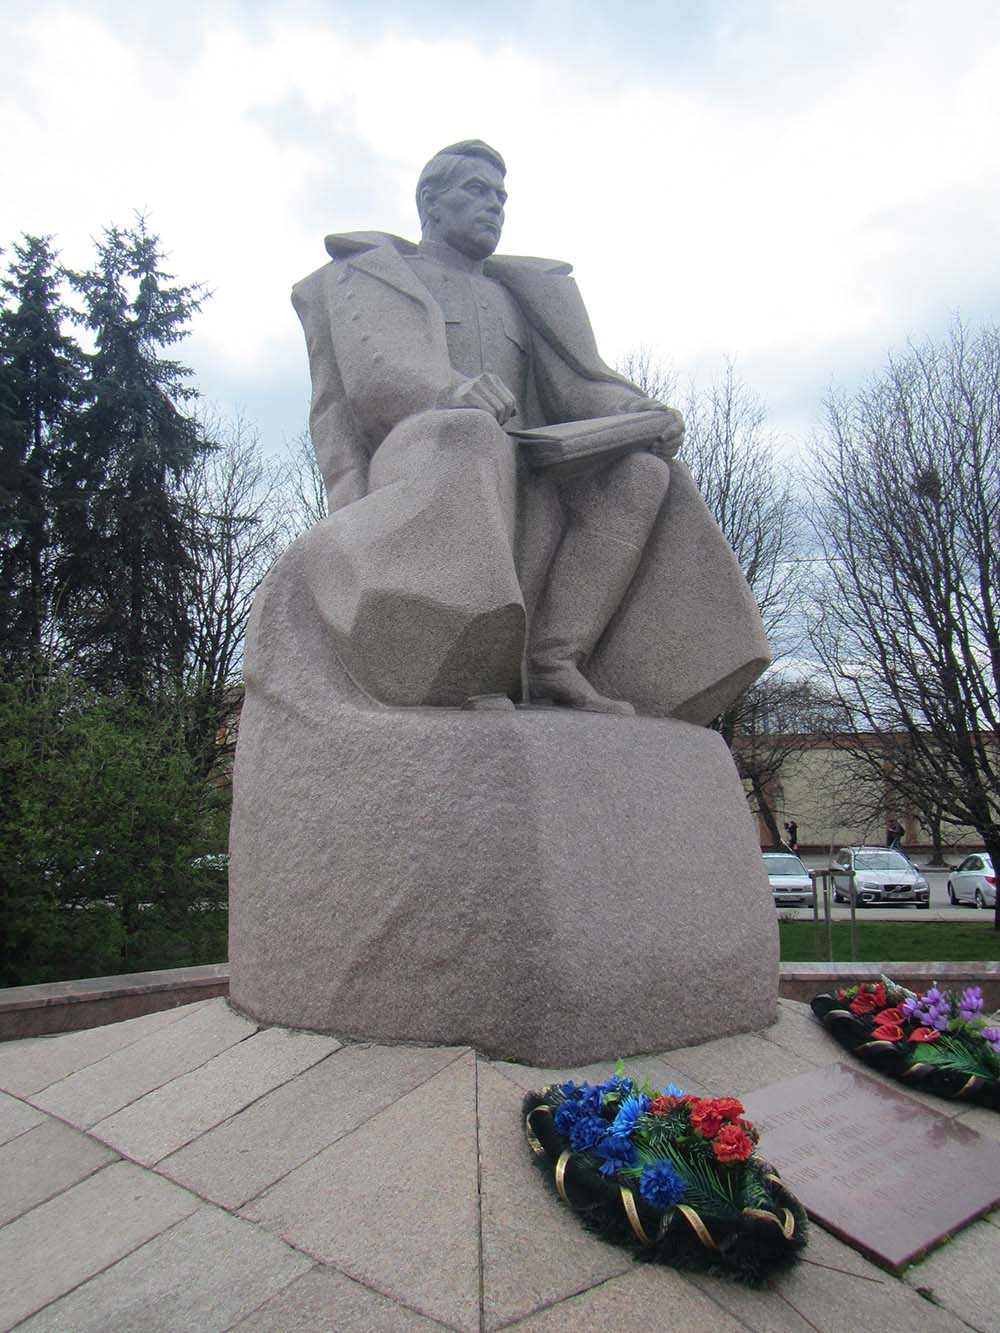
xmin=610 ymin=1094 xmax=650 ymax=1138
xmin=959 ymin=987 xmax=985 ymax=1021
xmin=639 ymin=1160 xmax=687 ymax=1209
xmin=981 ymin=1028 xmax=1000 ymax=1054
xmin=901 ymin=995 xmax=922 ymax=1021
xmin=594 ymin=1133 xmax=638 ymax=1177
xmin=569 ymin=1115 xmax=608 ymax=1152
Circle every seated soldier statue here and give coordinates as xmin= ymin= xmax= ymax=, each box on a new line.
xmin=287 ymin=139 xmax=766 ymax=717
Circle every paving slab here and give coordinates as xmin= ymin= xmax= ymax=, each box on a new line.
xmin=30 ymin=998 xmax=256 ymax=1127
xmin=0 ymin=1116 xmax=117 ymax=1227
xmin=476 ymin=1060 xmax=631 ymax=1329
xmin=18 ymin=1203 xmax=312 ymax=1333
xmin=240 ymin=1049 xmax=482 ymax=1332
xmin=504 ymin=1264 xmax=745 ymax=1329
xmin=768 ymin=1222 xmax=969 ymax=1333
xmin=490 ymin=1051 xmax=709 ymax=1098
xmin=686 ymin=1269 xmax=819 ymax=1331
xmin=90 ymin=1026 xmax=339 ymax=1164
xmin=904 ymin=1218 xmax=1000 ymax=1332
xmin=231 ymin=1265 xmax=447 ymax=1330
xmin=0 ymin=1001 xmax=211 ymax=1097
xmin=0 ymin=1089 xmax=47 ymax=1145
xmin=159 ymin=1041 xmax=464 ymax=1208
xmin=666 ymin=1030 xmax=820 ymax=1095
xmin=0 ymin=1160 xmax=199 ymax=1329
xmin=763 ymin=999 xmax=845 ymax=1064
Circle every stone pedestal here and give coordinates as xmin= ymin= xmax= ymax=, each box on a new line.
xmin=228 ymin=701 xmax=778 ymax=1065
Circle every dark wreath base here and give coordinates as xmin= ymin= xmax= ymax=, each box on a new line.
xmin=522 ymin=1093 xmax=808 ymax=1286
xmin=811 ymin=994 xmax=1000 ymax=1110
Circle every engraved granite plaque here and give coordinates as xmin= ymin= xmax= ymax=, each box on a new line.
xmin=744 ymin=1062 xmax=1000 ymax=1271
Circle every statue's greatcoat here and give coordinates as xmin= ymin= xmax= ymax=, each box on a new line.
xmin=273 ymin=232 xmax=768 ymax=718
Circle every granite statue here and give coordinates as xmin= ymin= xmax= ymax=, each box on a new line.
xmin=227 ymin=141 xmax=778 ymax=1061
xmin=287 ymin=140 xmax=768 ymax=718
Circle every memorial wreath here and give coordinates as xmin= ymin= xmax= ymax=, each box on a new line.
xmin=812 ymin=977 xmax=1000 ymax=1109
xmin=522 ymin=1063 xmax=807 ymax=1285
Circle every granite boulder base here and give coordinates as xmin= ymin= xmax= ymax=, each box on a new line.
xmin=228 ymin=695 xmax=778 ymax=1065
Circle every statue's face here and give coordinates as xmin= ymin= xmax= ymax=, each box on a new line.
xmin=428 ymin=159 xmax=507 ymax=259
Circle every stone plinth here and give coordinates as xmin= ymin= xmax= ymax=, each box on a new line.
xmin=228 ymin=702 xmax=777 ymax=1064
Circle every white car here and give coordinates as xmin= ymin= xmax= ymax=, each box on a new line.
xmin=831 ymin=847 xmax=930 ymax=908
xmin=947 ymin=854 xmax=996 ymax=909
xmin=762 ymin=852 xmax=815 ymax=907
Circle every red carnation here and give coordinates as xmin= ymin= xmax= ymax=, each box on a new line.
xmin=908 ymin=1027 xmax=941 ymax=1043
xmin=689 ymin=1100 xmax=725 ymax=1138
xmin=850 ymin=991 xmax=881 ymax=1016
xmin=871 ymin=1023 xmax=905 ymax=1042
xmin=712 ymin=1097 xmax=745 ymax=1121
xmin=712 ymin=1124 xmax=754 ymax=1163
xmin=875 ymin=1006 xmax=906 ymax=1025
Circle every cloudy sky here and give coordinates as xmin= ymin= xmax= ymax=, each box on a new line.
xmin=4 ymin=0 xmax=1000 ymax=454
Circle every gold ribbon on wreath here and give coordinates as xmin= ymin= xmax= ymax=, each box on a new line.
xmin=524 ymin=1106 xmax=550 ymax=1157
xmin=676 ymin=1204 xmax=718 ymax=1251
xmin=619 ymin=1185 xmax=653 ymax=1246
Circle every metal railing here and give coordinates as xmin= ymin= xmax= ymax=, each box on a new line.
xmin=808 ymin=866 xmax=858 ymax=961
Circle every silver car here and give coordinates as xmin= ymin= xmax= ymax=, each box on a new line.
xmin=763 ymin=852 xmax=815 ymax=907
xmin=947 ymin=854 xmax=996 ymax=909
xmin=831 ymin=847 xmax=930 ymax=908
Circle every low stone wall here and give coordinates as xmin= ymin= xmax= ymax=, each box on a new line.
xmin=3 ymin=960 xmax=998 ymax=1044
xmin=778 ymin=961 xmax=1000 ymax=1012
xmin=0 ymin=964 xmax=230 ymax=1041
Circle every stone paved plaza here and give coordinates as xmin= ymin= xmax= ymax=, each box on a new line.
xmin=1 ymin=997 xmax=997 ymax=1331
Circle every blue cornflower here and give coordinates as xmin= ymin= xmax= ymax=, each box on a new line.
xmin=659 ymin=1083 xmax=688 ymax=1099
xmin=577 ymin=1082 xmax=604 ymax=1112
xmin=610 ymin=1094 xmax=650 ymax=1138
xmin=639 ymin=1161 xmax=688 ymax=1209
xmin=554 ymin=1099 xmax=585 ymax=1136
xmin=594 ymin=1133 xmax=638 ymax=1177
xmin=559 ymin=1079 xmax=580 ymax=1099
xmin=569 ymin=1114 xmax=609 ymax=1152
xmin=598 ymin=1074 xmax=634 ymax=1099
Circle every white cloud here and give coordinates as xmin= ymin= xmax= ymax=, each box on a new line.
xmin=3 ymin=1 xmax=1000 ymax=447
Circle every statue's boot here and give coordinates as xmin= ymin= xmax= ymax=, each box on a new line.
xmin=528 ymin=451 xmax=670 ymax=715
xmin=528 ymin=526 xmax=651 ymax=714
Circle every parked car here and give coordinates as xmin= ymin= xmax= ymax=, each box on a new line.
xmin=831 ymin=847 xmax=930 ymax=908
xmin=947 ymin=854 xmax=996 ymax=909
xmin=762 ymin=852 xmax=815 ymax=907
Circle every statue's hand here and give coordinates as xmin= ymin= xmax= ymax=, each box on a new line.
xmin=621 ymin=398 xmax=684 ymax=459
xmin=439 ymin=373 xmax=516 ymax=426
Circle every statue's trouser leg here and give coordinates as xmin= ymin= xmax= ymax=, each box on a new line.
xmin=360 ymin=409 xmax=524 ymax=705
xmin=528 ymin=450 xmax=671 ymax=714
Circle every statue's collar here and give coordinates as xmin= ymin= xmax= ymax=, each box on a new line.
xmin=325 ymin=231 xmax=417 ymax=260
xmin=324 ymin=231 xmax=574 ymax=280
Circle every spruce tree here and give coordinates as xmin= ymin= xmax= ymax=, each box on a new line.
xmin=0 ymin=235 xmax=83 ymax=667
xmin=62 ymin=217 xmax=210 ymax=697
